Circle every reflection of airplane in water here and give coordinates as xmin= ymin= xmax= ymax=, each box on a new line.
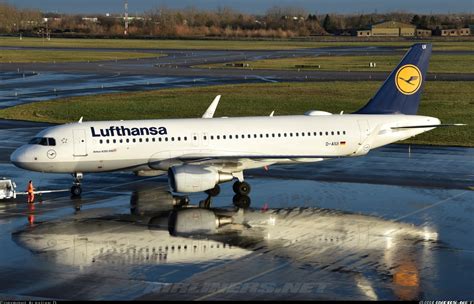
xmin=13 ymin=187 xmax=438 ymax=300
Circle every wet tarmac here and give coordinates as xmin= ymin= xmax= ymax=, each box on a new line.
xmin=2 ymin=46 xmax=473 ymax=108
xmin=0 ymin=121 xmax=473 ymax=300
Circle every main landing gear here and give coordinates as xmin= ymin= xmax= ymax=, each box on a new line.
xmin=199 ymin=180 xmax=252 ymax=209
xmin=203 ymin=180 xmax=251 ymax=197
xmin=71 ymin=172 xmax=83 ymax=197
xmin=233 ymin=181 xmax=251 ymax=196
xmin=205 ymin=184 xmax=221 ymax=197
xmin=232 ymin=181 xmax=251 ymax=208
xmin=200 ymin=184 xmax=221 ymax=208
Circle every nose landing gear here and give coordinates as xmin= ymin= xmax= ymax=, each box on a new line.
xmin=71 ymin=173 xmax=83 ymax=197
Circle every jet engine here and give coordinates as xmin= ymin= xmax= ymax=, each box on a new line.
xmin=168 ymin=165 xmax=233 ymax=193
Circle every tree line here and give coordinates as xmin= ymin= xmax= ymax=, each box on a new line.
xmin=0 ymin=3 xmax=472 ymax=38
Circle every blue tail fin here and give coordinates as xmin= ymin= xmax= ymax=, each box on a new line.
xmin=355 ymin=43 xmax=431 ymax=115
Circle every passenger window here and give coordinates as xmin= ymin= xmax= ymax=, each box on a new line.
xmin=314 ymin=132 xmax=317 ymax=136
xmin=217 ymin=135 xmax=220 ymax=140
xmin=132 ymin=139 xmax=136 ymax=143
xmin=343 ymin=131 xmax=346 ymax=135
xmin=296 ymin=133 xmax=299 ymax=137
xmin=126 ymin=138 xmax=130 ymax=143
xmin=254 ymin=134 xmax=257 ymax=138
xmin=139 ymin=138 xmax=142 ymax=142
xmin=284 ymin=133 xmax=287 ymax=137
xmin=113 ymin=139 xmax=117 ymax=143
xmin=165 ymin=138 xmax=168 ymax=142
xmin=331 ymin=131 xmax=334 ymax=135
xmin=120 ymin=139 xmax=123 ymax=143
xmin=152 ymin=138 xmax=155 ymax=142
xmin=223 ymin=135 xmax=226 ymax=139
xmin=337 ymin=131 xmax=340 ymax=135
xmin=177 ymin=137 xmax=181 ymax=141
xmin=266 ymin=134 xmax=269 ymax=138
xmin=146 ymin=138 xmax=149 ymax=142
xmin=171 ymin=137 xmax=175 ymax=141
xmin=184 ymin=137 xmax=187 ymax=141
xmin=211 ymin=136 xmax=214 ymax=140
xmin=325 ymin=132 xmax=328 ymax=136
xmin=290 ymin=133 xmax=293 ymax=137
xmin=99 ymin=139 xmax=103 ymax=144
xmin=301 ymin=133 xmax=305 ymax=137
xmin=260 ymin=134 xmax=263 ymax=138
xmin=278 ymin=133 xmax=281 ymax=137
xmin=106 ymin=139 xmax=110 ymax=144
xmin=193 ymin=136 xmax=197 ymax=140
xmin=247 ymin=134 xmax=251 ymax=139
xmin=320 ymin=132 xmax=323 ymax=136
xmin=229 ymin=135 xmax=233 ymax=139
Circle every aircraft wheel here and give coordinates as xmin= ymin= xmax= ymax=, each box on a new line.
xmin=71 ymin=185 xmax=82 ymax=197
xmin=205 ymin=184 xmax=221 ymax=197
xmin=233 ymin=181 xmax=251 ymax=196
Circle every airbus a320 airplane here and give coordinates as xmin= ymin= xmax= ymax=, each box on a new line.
xmin=10 ymin=44 xmax=459 ymax=197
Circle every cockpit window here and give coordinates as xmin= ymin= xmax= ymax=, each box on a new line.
xmin=28 ymin=137 xmax=56 ymax=146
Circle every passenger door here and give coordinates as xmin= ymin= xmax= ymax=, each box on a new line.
xmin=73 ymin=129 xmax=88 ymax=156
xmin=357 ymin=120 xmax=370 ymax=145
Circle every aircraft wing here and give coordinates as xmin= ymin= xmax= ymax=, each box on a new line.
xmin=202 ymin=95 xmax=221 ymax=118
xmin=179 ymin=156 xmax=275 ymax=172
xmin=175 ymin=153 xmax=326 ymax=172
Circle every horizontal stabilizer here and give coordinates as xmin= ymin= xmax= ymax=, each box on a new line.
xmin=392 ymin=123 xmax=466 ymax=129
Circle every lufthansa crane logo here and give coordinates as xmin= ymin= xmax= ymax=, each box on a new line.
xmin=395 ymin=64 xmax=422 ymax=95
xmin=47 ymin=149 xmax=57 ymax=159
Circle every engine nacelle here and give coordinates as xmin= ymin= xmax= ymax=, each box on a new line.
xmin=168 ymin=165 xmax=233 ymax=193
xmin=134 ymin=169 xmax=167 ymax=177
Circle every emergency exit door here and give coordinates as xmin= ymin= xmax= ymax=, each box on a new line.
xmin=73 ymin=129 xmax=87 ymax=156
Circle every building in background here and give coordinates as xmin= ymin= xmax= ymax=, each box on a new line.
xmin=356 ymin=29 xmax=372 ymax=37
xmin=416 ymin=29 xmax=432 ymax=37
xmin=438 ymin=28 xmax=471 ymax=36
xmin=371 ymin=21 xmax=415 ymax=37
xmin=357 ymin=21 xmax=439 ymax=37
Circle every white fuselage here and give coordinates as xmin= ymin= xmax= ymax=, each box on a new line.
xmin=11 ymin=114 xmax=439 ymax=175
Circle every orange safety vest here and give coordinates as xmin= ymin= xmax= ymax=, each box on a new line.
xmin=27 ymin=183 xmax=34 ymax=194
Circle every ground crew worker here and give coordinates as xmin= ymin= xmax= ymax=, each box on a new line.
xmin=27 ymin=180 xmax=35 ymax=204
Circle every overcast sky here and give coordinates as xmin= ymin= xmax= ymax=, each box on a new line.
xmin=9 ymin=0 xmax=474 ymax=14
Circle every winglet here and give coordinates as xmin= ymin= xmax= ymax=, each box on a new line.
xmin=202 ymin=95 xmax=221 ymax=118
xmin=78 ymin=117 xmax=83 ymax=123
xmin=269 ymin=111 xmax=275 ymax=117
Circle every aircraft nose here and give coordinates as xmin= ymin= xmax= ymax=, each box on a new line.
xmin=10 ymin=146 xmax=30 ymax=169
